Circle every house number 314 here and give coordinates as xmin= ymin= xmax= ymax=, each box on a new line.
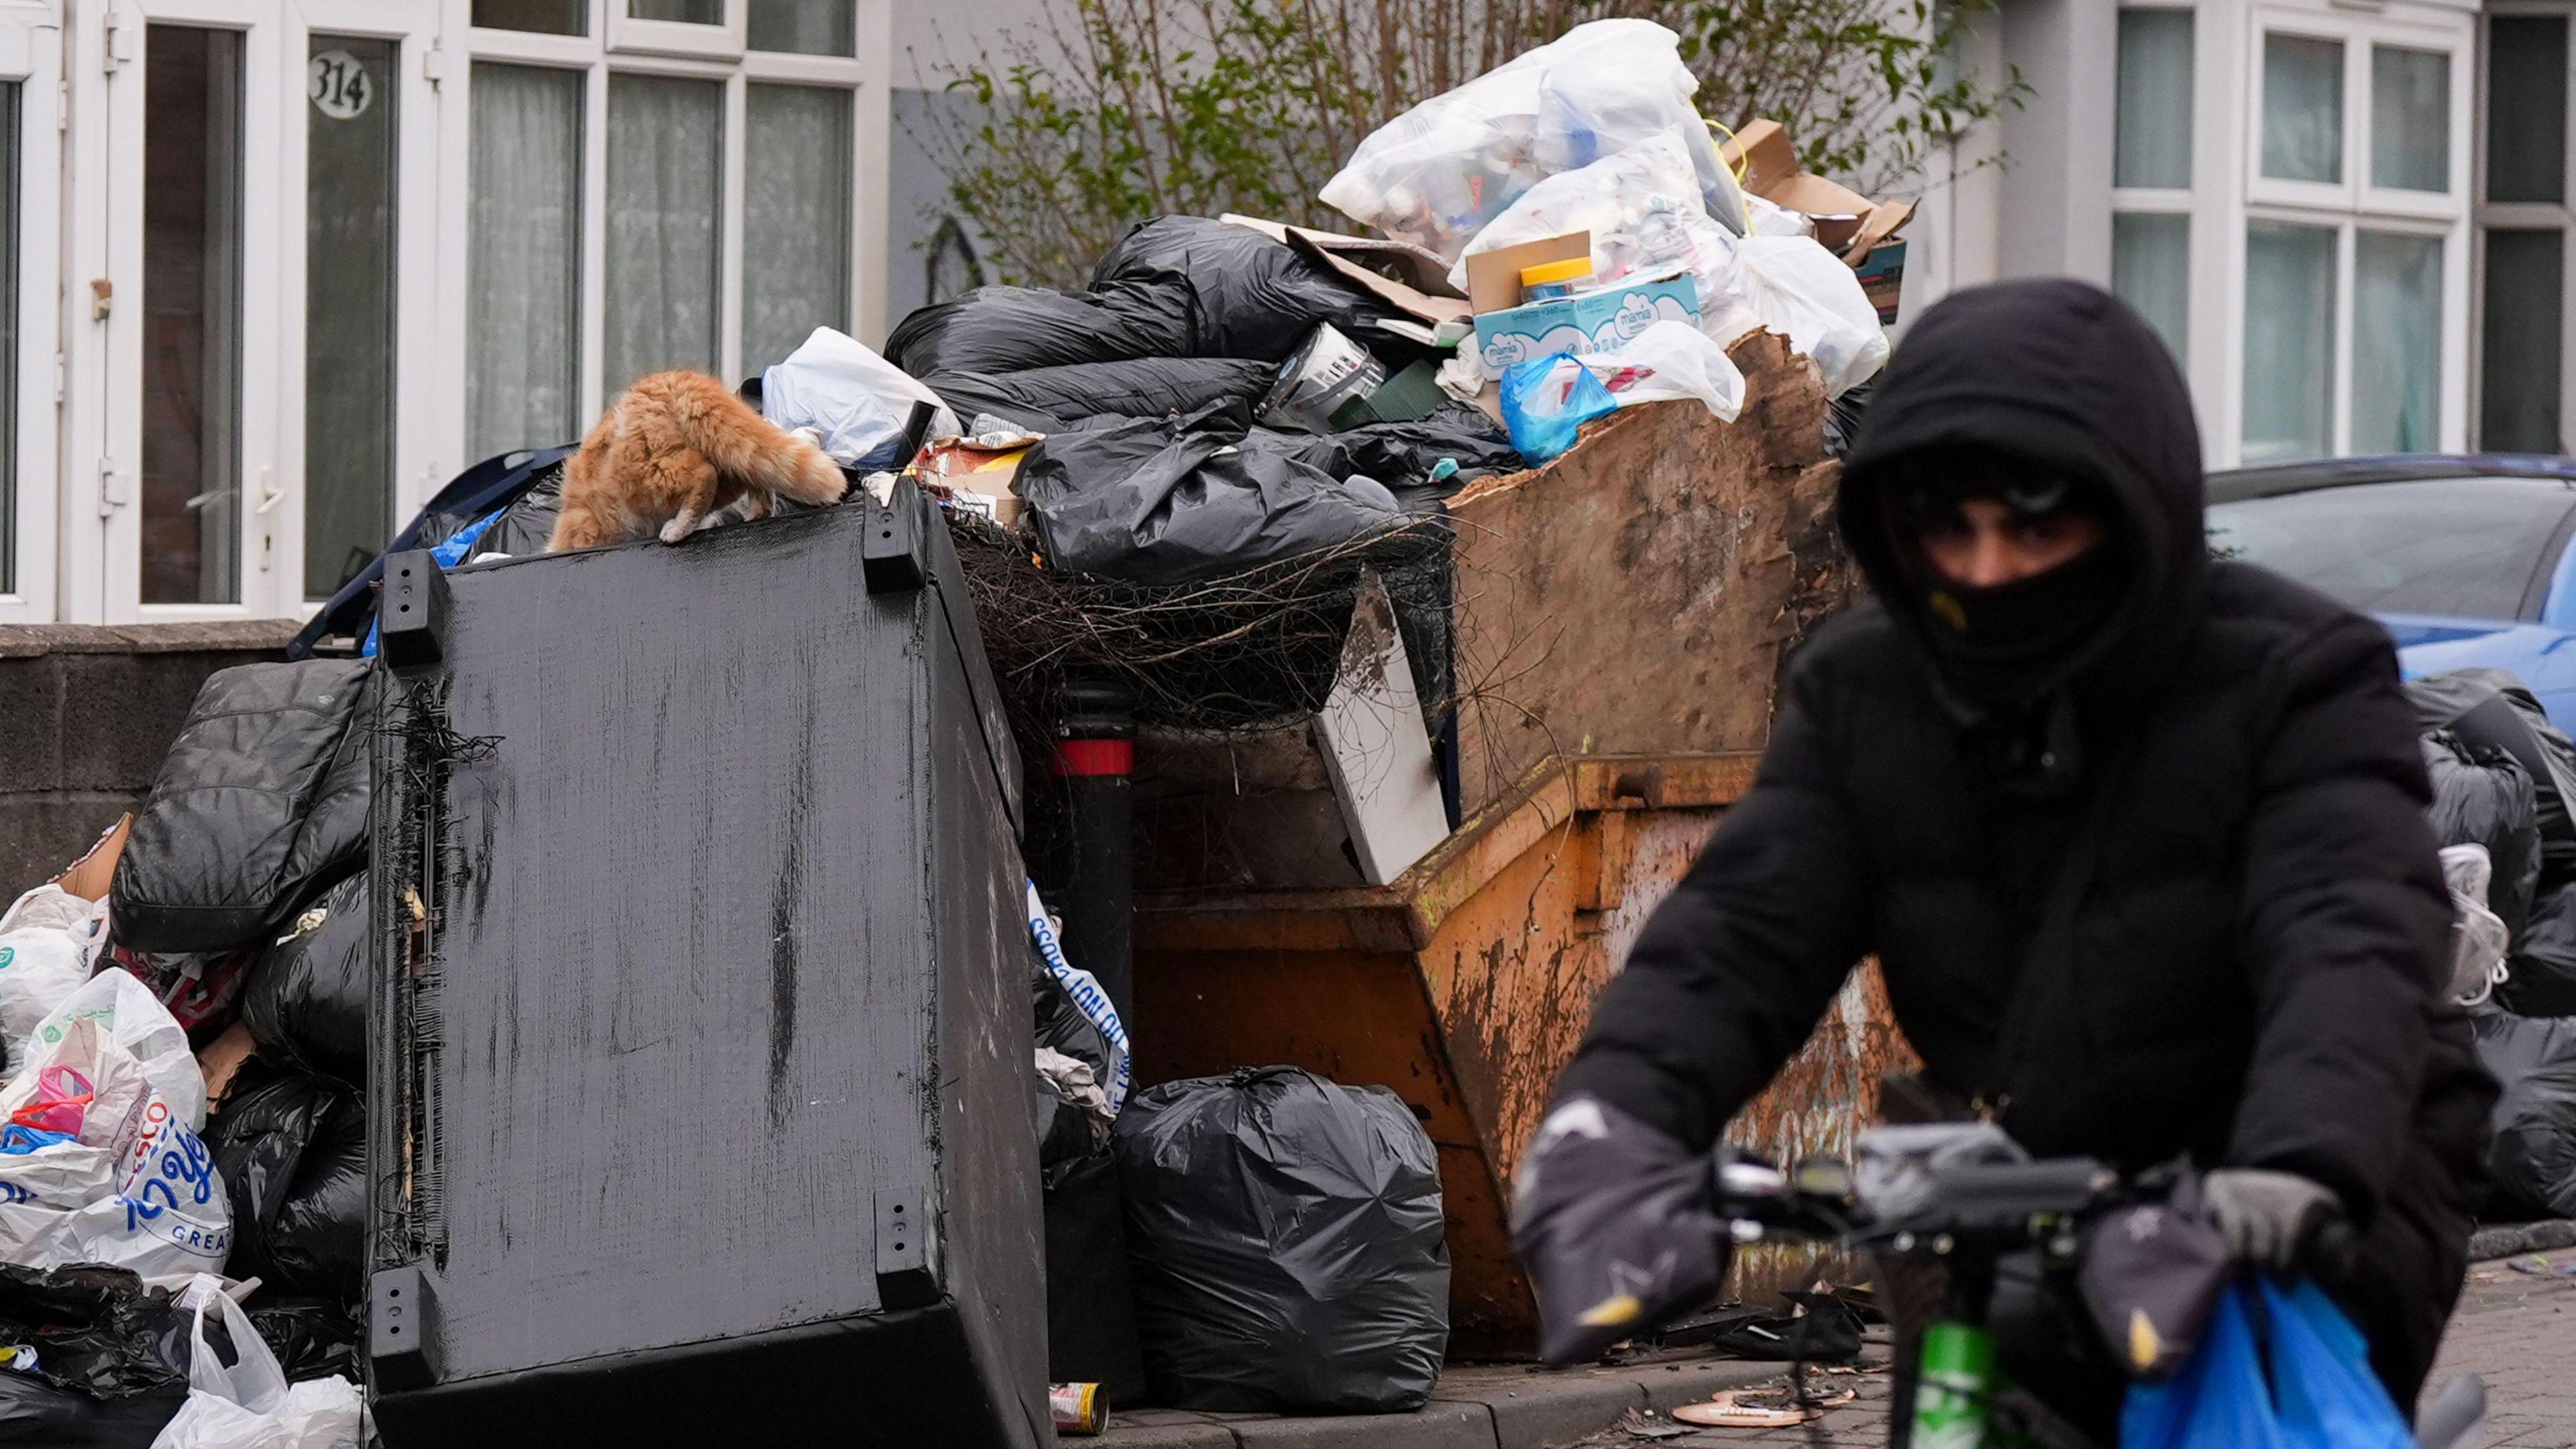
xmin=308 ymin=50 xmax=372 ymax=121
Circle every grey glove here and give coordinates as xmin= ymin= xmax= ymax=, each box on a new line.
xmin=2201 ymin=1168 xmax=2340 ymax=1270
xmin=1511 ymin=1097 xmax=1726 ymax=1364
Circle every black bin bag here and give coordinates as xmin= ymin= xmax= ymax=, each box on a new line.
xmin=1091 ymin=216 xmax=1392 ymax=363
xmin=240 ymin=871 xmax=369 ymax=1090
xmin=1116 ymin=1066 xmax=1448 ymax=1413
xmin=203 ymin=1065 xmax=366 ymax=1299
xmin=2474 ymin=1009 xmax=2576 ymax=1219
xmin=1018 ymin=402 xmax=1402 ymax=584
xmin=2422 ymin=729 xmax=2543 ymax=941
xmin=925 ymin=357 xmax=1277 ymax=435
xmin=885 ymin=282 xmax=1194 ymax=378
xmin=111 ymin=660 xmax=374 ymax=954
xmin=2410 ymin=668 xmax=2576 ymax=888
xmin=2510 ymin=883 xmax=2576 ymax=1017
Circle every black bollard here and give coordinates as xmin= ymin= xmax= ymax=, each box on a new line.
xmin=1054 ymin=678 xmax=1134 ymax=1022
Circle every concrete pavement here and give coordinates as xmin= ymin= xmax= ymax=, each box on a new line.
xmin=1095 ymin=1250 xmax=2576 ymax=1449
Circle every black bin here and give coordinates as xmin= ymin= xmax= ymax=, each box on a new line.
xmin=364 ymin=490 xmax=1046 ymax=1447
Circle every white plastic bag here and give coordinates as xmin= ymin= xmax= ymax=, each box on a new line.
xmin=760 ymin=327 xmax=959 ymax=470
xmin=2443 ymin=843 xmax=2512 ymax=1006
xmin=153 ymin=1293 xmax=364 ymax=1449
xmin=0 ymin=887 xmax=108 ymax=1044
xmin=28 ymin=969 xmax=209 ymax=1132
xmin=1699 ymin=235 xmax=1890 ymax=397
xmin=0 ymin=1014 xmax=229 ymax=1278
xmin=1577 ymin=320 xmax=1747 ymax=423
xmin=1448 ymin=126 xmax=1740 ymax=311
xmin=1321 ymin=19 xmax=1742 ymax=262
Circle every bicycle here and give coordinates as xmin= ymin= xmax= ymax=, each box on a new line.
xmin=1694 ymin=1122 xmax=2489 ymax=1449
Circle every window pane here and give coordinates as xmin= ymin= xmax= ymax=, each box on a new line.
xmin=2371 ymin=46 xmax=2449 ymax=193
xmin=605 ymin=75 xmax=722 ymax=394
xmin=2351 ymin=232 xmax=2443 ymax=455
xmin=0 ymin=86 xmax=19 ymax=598
xmin=468 ymin=64 xmax=582 ymax=459
xmin=2490 ymin=17 xmax=2569 ymax=205
xmin=743 ymin=85 xmax=852 ymax=373
xmin=630 ymin=0 xmax=722 ymax=21
xmin=472 ymin=0 xmax=585 ymax=34
xmin=2112 ymin=213 xmax=2190 ymax=364
xmin=749 ymin=0 xmax=853 ymax=56
xmin=305 ymin=38 xmax=396 ymax=601
xmin=142 ymin=27 xmax=244 ymax=606
xmin=2262 ymin=33 xmax=2343 ymax=184
xmin=2482 ymin=230 xmax=2563 ymax=453
xmin=2242 ymin=221 xmax=2337 ymax=465
xmin=2114 ymin=9 xmax=2193 ymax=189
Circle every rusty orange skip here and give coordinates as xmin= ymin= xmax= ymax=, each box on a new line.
xmin=1132 ymin=750 xmax=1917 ymax=1359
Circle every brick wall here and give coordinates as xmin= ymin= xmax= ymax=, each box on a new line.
xmin=0 ymin=621 xmax=299 ymax=896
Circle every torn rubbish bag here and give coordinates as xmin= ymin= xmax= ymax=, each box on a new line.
xmin=920 ymin=357 xmax=1277 ymax=435
xmin=0 ymin=1262 xmax=195 ymax=1400
xmin=1091 ymin=216 xmax=1394 ymax=362
xmin=1116 ymin=1066 xmax=1448 ymax=1413
xmin=759 ymin=325 xmax=957 ymax=469
xmin=2473 ymin=1009 xmax=2576 ymax=1219
xmin=239 ymin=873 xmax=368 ymax=1091
xmin=111 ymin=661 xmax=374 ymax=954
xmin=1016 ymin=402 xmax=1404 ymax=584
xmin=883 ymin=282 xmax=1193 ymax=378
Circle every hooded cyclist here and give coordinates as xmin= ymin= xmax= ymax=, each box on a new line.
xmin=1514 ymin=279 xmax=2495 ymax=1434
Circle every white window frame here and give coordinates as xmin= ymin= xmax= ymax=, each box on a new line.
xmin=2109 ymin=5 xmax=2200 ymax=370
xmin=0 ymin=5 xmax=62 ymax=624
xmin=2471 ymin=0 xmax=2576 ymax=453
xmin=2217 ymin=3 xmax=2475 ymax=465
xmin=442 ymin=0 xmax=884 ymax=488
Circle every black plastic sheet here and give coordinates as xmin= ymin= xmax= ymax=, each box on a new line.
xmin=1091 ymin=217 xmax=1392 ymax=363
xmin=1333 ymin=403 xmax=1524 ymax=496
xmin=885 ymin=283 xmax=1194 ymax=378
xmin=0 ymin=1265 xmax=191 ymax=1400
xmin=925 ymin=358 xmax=1277 ymax=435
xmin=111 ymin=661 xmax=374 ymax=954
xmin=1116 ymin=1066 xmax=1448 ymax=1413
xmin=1018 ymin=402 xmax=1403 ymax=584
xmin=240 ymin=872 xmax=368 ymax=1091
xmin=2410 ymin=669 xmax=2576 ymax=888
xmin=2475 ymin=1009 xmax=2576 ymax=1219
xmin=245 ymin=1297 xmax=361 ymax=1385
xmin=2423 ymin=729 xmax=2542 ymax=941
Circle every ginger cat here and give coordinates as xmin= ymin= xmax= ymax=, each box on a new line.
xmin=547 ymin=370 xmax=848 ymax=552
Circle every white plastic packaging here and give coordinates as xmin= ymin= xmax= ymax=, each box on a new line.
xmin=0 ymin=885 xmax=108 ymax=1044
xmin=0 ymin=1013 xmax=229 ymax=1279
xmin=1699 ymin=235 xmax=1890 ymax=397
xmin=1321 ymin=19 xmax=1745 ymax=262
xmin=27 ymin=968 xmax=210 ymax=1132
xmin=152 ymin=1293 xmax=366 ymax=1449
xmin=1576 ymin=320 xmax=1748 ymax=423
xmin=2442 ymin=843 xmax=2512 ymax=1006
xmin=1448 ymin=126 xmax=1740 ymax=313
xmin=760 ymin=327 xmax=959 ymax=468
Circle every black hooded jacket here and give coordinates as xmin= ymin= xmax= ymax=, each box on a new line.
xmin=1558 ymin=280 xmax=2493 ymax=1367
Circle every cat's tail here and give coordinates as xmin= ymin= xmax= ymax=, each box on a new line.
xmin=681 ymin=385 xmax=850 ymax=506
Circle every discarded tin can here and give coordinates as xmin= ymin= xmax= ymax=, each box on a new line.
xmin=1051 ymin=1381 xmax=1107 ymax=1436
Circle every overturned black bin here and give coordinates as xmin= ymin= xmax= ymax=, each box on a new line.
xmin=364 ymin=486 xmax=1046 ymax=1448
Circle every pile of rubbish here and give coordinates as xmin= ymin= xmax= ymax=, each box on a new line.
xmin=0 ymin=658 xmax=376 ymax=1445
xmin=2412 ymin=667 xmax=2576 ymax=1223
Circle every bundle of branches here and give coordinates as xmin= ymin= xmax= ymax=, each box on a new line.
xmin=948 ymin=511 xmax=1456 ymax=763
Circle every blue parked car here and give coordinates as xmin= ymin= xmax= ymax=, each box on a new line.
xmin=2206 ymin=455 xmax=2576 ymax=725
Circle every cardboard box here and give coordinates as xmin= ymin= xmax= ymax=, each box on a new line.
xmin=1222 ymin=214 xmax=1472 ymax=329
xmin=1721 ymin=118 xmax=1916 ymax=266
xmin=1470 ymin=269 xmax=1701 ymax=376
xmin=54 ymin=814 xmax=129 ymax=901
xmin=918 ymin=436 xmax=1032 ymax=527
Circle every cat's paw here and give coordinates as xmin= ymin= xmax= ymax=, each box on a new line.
xmin=658 ymin=516 xmax=695 ymax=545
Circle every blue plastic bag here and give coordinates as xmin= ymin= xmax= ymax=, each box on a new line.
xmin=1499 ymin=353 xmax=1617 ymax=464
xmin=2262 ymin=1278 xmax=2413 ymax=1449
xmin=2121 ymin=1281 xmax=2288 ymax=1449
xmin=2121 ymin=1276 xmax=2409 ymax=1449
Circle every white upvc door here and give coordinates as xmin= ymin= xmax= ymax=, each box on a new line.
xmin=83 ymin=0 xmax=289 ymax=622
xmin=283 ymin=0 xmax=444 ymax=599
xmin=0 ymin=3 xmax=62 ymax=624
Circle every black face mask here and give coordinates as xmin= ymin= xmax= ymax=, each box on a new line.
xmin=1912 ymin=540 xmax=2128 ymax=710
